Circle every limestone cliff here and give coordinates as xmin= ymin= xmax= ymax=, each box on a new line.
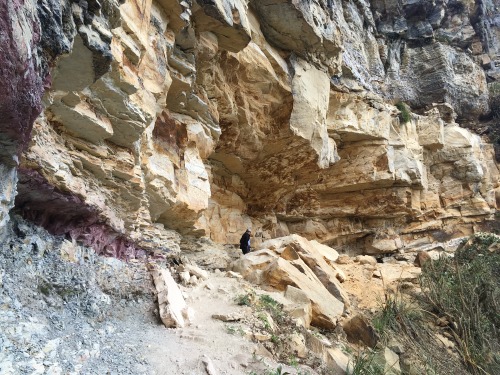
xmin=1 ymin=0 xmax=499 ymax=256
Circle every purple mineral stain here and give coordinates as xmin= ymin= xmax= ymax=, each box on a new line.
xmin=15 ymin=168 xmax=146 ymax=260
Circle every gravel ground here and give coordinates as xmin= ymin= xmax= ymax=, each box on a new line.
xmin=0 ymin=216 xmax=308 ymax=375
xmin=0 ymin=216 xmax=157 ymax=375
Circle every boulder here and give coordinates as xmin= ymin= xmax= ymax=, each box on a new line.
xmin=283 ymin=286 xmax=313 ymax=328
xmin=230 ymin=249 xmax=278 ymax=283
xmin=342 ymin=315 xmax=379 ymax=348
xmin=232 ymin=235 xmax=347 ymax=329
xmin=264 ymin=257 xmax=344 ymax=329
xmin=264 ymin=235 xmax=350 ymax=304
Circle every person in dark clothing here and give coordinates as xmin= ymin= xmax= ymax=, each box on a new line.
xmin=239 ymin=229 xmax=251 ymax=254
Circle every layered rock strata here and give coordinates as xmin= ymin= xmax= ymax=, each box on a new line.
xmin=0 ymin=0 xmax=498 ymax=256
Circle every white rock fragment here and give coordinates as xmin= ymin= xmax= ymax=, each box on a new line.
xmin=202 ymin=355 xmax=218 ymax=375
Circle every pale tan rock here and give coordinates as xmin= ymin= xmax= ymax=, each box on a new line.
xmin=230 ymin=250 xmax=278 ymax=284
xmin=283 ymin=286 xmax=313 ymax=328
xmin=263 ymin=235 xmax=350 ymax=304
xmin=253 ymin=332 xmax=272 ymax=341
xmin=373 ymin=347 xmax=401 ymax=375
xmin=264 ymin=257 xmax=344 ymax=329
xmin=288 ymin=332 xmax=308 ymax=358
xmin=336 ymin=255 xmax=353 ymax=265
xmin=211 ymin=313 xmax=243 ymax=322
xmin=435 ymin=333 xmax=455 ymax=349
xmin=289 ymin=58 xmax=338 ymax=168
xmin=225 ymin=271 xmax=243 ymax=279
xmin=305 ymin=331 xmax=332 ymax=361
xmin=184 ymin=264 xmax=209 ymax=280
xmin=357 ymin=255 xmax=378 ymax=266
xmin=416 ymin=109 xmax=445 ymax=150
xmin=60 ymin=240 xmax=78 ymax=263
xmin=253 ymin=343 xmax=273 ymax=359
xmin=283 ymin=303 xmax=313 ymax=329
xmin=372 ymin=270 xmax=382 ymax=278
xmin=310 ymin=240 xmax=340 ymax=263
xmin=151 ymin=266 xmax=192 ymax=328
xmin=284 ymin=285 xmax=310 ymax=304
xmin=10 ymin=0 xmax=499 ymax=267
xmin=326 ymin=348 xmax=349 ymax=374
xmin=179 ymin=271 xmax=191 ymax=285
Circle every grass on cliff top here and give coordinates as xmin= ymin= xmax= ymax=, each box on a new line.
xmin=420 ymin=233 xmax=500 ymax=375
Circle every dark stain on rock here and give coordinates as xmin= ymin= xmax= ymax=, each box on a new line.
xmin=153 ymin=111 xmax=188 ymax=162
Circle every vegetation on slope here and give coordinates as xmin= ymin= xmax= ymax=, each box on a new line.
xmin=420 ymin=233 xmax=500 ymax=375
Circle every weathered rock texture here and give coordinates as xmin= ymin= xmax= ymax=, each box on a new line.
xmin=0 ymin=0 xmax=499 ymax=256
xmin=231 ymin=235 xmax=346 ymax=329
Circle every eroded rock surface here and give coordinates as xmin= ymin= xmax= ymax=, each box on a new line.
xmin=0 ymin=0 xmax=498 ymax=256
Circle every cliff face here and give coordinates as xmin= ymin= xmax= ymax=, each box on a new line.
xmin=1 ymin=0 xmax=499 ymax=256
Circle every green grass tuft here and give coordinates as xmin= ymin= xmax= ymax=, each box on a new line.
xmin=396 ymin=102 xmax=411 ymax=123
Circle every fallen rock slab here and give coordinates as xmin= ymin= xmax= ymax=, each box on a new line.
xmin=151 ymin=266 xmax=193 ymax=328
xmin=264 ymin=257 xmax=344 ymax=329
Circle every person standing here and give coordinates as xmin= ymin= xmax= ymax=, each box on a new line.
xmin=239 ymin=229 xmax=251 ymax=255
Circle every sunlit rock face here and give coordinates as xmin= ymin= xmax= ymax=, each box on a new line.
xmin=0 ymin=0 xmax=498 ymax=255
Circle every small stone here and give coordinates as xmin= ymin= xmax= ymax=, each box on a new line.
xmin=185 ymin=264 xmax=209 ymax=280
xmin=288 ymin=332 xmax=307 ymax=358
xmin=253 ymin=332 xmax=272 ymax=341
xmin=335 ymin=268 xmax=347 ymax=282
xmin=326 ymin=348 xmax=349 ymax=373
xmin=336 ymin=254 xmax=353 ymax=264
xmin=435 ymin=333 xmax=455 ymax=349
xmin=225 ymin=271 xmax=243 ymax=279
xmin=357 ymin=255 xmax=377 ymax=266
xmin=202 ymin=355 xmax=218 ymax=375
xmin=179 ymin=271 xmax=190 ymax=284
xmin=212 ymin=313 xmax=243 ymax=322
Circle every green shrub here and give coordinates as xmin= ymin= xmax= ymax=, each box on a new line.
xmin=396 ymin=102 xmax=411 ymax=124
xmin=373 ymin=291 xmax=422 ymax=338
xmin=347 ymin=350 xmax=385 ymax=375
xmin=420 ymin=233 xmax=500 ymax=374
